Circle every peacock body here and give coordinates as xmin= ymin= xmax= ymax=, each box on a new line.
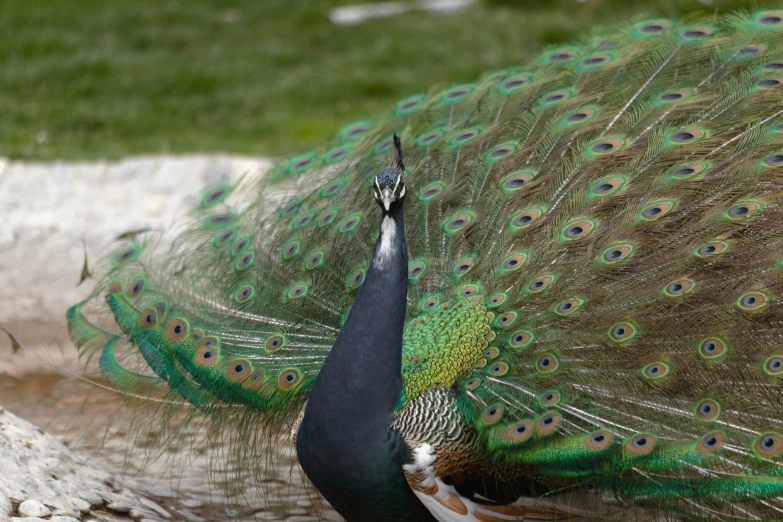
xmin=68 ymin=10 xmax=783 ymax=521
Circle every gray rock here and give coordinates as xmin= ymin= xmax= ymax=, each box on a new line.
xmin=106 ymin=500 xmax=132 ymax=514
xmin=0 ymin=490 xmax=11 ymax=516
xmin=52 ymin=517 xmax=81 ymax=522
xmin=75 ymin=491 xmax=103 ymax=508
xmin=11 ymin=518 xmax=47 ymax=522
xmin=18 ymin=499 xmax=51 ymax=518
xmin=71 ymin=497 xmax=91 ymax=514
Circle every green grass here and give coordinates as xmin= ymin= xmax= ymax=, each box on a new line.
xmin=0 ymin=0 xmax=774 ymax=161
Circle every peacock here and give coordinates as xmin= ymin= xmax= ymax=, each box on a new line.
xmin=67 ymin=9 xmax=783 ymax=521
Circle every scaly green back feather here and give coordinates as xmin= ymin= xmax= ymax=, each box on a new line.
xmin=69 ymin=10 xmax=783 ymax=519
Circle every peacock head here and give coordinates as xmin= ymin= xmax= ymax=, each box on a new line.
xmin=373 ymin=132 xmax=406 ymax=212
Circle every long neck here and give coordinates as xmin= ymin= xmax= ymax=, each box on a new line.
xmin=309 ymin=204 xmax=408 ymax=419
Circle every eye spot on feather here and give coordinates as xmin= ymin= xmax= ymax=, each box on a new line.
xmin=214 ymin=228 xmax=237 ymax=247
xmin=445 ymin=214 xmax=473 ymax=233
xmin=695 ymin=241 xmax=730 ymax=257
xmin=757 ymin=11 xmax=783 ymax=25
xmin=458 ymin=284 xmax=478 ymax=298
xmin=202 ymin=184 xmax=231 ymax=207
xmin=265 ymin=335 xmax=285 ymax=352
xmin=590 ymin=177 xmax=626 ymax=196
xmin=494 ymin=312 xmax=517 ymax=328
xmin=757 ymin=78 xmax=782 ymax=89
xmin=408 ymin=262 xmax=426 ymax=280
xmin=465 ymin=377 xmax=481 ymax=390
xmin=637 ymin=20 xmax=670 ymax=35
xmin=318 ymin=210 xmax=337 ymax=227
xmin=235 ymin=251 xmax=255 ymax=271
xmin=282 ymin=241 xmax=300 ymax=260
xmin=290 ymin=155 xmax=315 ymax=173
xmin=442 ymin=85 xmax=474 ymax=102
xmin=695 ymin=399 xmax=720 ymax=421
xmin=541 ymin=90 xmax=571 ymax=104
xmin=535 ymin=414 xmax=561 ymax=434
xmin=679 ymin=27 xmax=713 ymax=39
xmin=231 ymin=237 xmax=250 ymax=256
xmin=510 ymin=330 xmax=534 ymax=349
xmin=195 ymin=337 xmax=219 ymax=367
xmin=292 ymin=212 xmax=314 ymax=229
xmin=321 ymin=179 xmax=345 ymax=197
xmin=236 ymin=285 xmax=255 ymax=303
xmin=139 ymin=308 xmax=157 ymax=328
xmin=287 ymin=284 xmax=309 ymax=299
xmin=394 ymin=95 xmax=423 ymax=114
xmin=208 ymin=214 xmax=233 ymax=227
xmin=755 ymin=433 xmax=783 ymax=457
xmin=226 ymin=359 xmax=252 ymax=382
xmin=664 ymin=278 xmax=695 ymax=297
xmin=109 ymin=281 xmax=123 ymax=295
xmin=506 ymin=421 xmax=534 ymax=443
xmin=415 ymin=130 xmax=443 ymax=147
xmin=561 ymin=220 xmax=596 ymax=240
xmin=325 ymin=146 xmax=351 ymax=164
xmin=585 ymin=430 xmax=614 ymax=451
xmin=278 ymin=369 xmax=302 ymax=390
xmin=696 ymin=432 xmax=726 ymax=454
xmin=510 ymin=208 xmax=542 ymax=230
xmin=488 ymin=293 xmax=506 ymax=308
xmin=540 ymin=390 xmax=560 ymax=406
xmin=113 ymin=246 xmax=139 ymax=265
xmin=306 ymin=252 xmax=324 ymax=270
xmin=483 ymin=404 xmax=504 ymax=424
xmin=609 ymin=321 xmax=638 ymax=343
xmin=500 ymin=253 xmax=527 ymax=272
xmin=699 ymin=337 xmax=728 ymax=360
xmin=589 ymin=138 xmax=624 ymax=154
xmin=373 ymin=137 xmax=394 ymax=154
xmin=601 ymin=244 xmax=634 ymax=264
xmin=580 ymin=54 xmax=611 ymax=68
xmin=502 ymin=170 xmax=536 ymax=192
xmin=342 ymin=121 xmax=370 ymax=141
xmin=536 ymin=353 xmax=559 ymax=373
xmin=765 ymin=355 xmax=783 ymax=376
xmin=640 ymin=201 xmax=675 ymax=221
xmin=165 ymin=319 xmax=188 ymax=342
xmin=338 ymin=215 xmax=361 ymax=233
xmin=763 ymin=153 xmax=783 ymax=167
xmin=670 ymin=162 xmax=710 ymax=180
xmin=453 ymin=258 xmax=475 ymax=276
xmin=498 ymin=74 xmax=529 ymax=93
xmin=764 ymin=62 xmax=783 ymax=71
xmin=527 ymin=275 xmax=555 ymax=293
xmin=155 ymin=301 xmax=167 ymax=319
xmin=546 ymin=49 xmax=576 ymax=63
xmin=348 ymin=269 xmax=365 ymax=290
xmin=281 ymin=199 xmax=302 ymax=217
xmin=669 ymin=128 xmax=705 ymax=144
xmin=488 ymin=362 xmax=508 ymax=376
xmin=737 ymin=291 xmax=769 ymax=311
xmin=484 ymin=347 xmax=500 ymax=359
xmin=657 ymin=90 xmax=690 ymax=102
xmin=418 ymin=183 xmax=444 ymax=201
xmin=726 ymin=202 xmax=761 ymax=219
xmin=423 ymin=297 xmax=439 ymax=310
xmin=642 ymin=362 xmax=671 ymax=381
xmin=555 ymin=298 xmax=584 ymax=316
xmin=486 ymin=144 xmax=516 ymax=161
xmin=564 ymin=108 xmax=596 ymax=124
xmin=450 ymin=128 xmax=480 ymax=145
xmin=624 ymin=434 xmax=656 ymax=455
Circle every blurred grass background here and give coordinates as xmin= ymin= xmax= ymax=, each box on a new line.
xmin=0 ymin=0 xmax=774 ymax=161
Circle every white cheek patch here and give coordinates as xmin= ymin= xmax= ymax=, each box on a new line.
xmin=374 ymin=215 xmax=397 ymax=269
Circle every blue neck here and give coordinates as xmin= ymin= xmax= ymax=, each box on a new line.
xmin=308 ymin=203 xmax=408 ymax=417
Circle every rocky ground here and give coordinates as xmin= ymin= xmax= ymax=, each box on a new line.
xmin=0 ymin=155 xmax=340 ymax=522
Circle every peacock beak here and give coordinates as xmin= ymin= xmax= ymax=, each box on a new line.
xmin=381 ymin=188 xmax=394 ymax=211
